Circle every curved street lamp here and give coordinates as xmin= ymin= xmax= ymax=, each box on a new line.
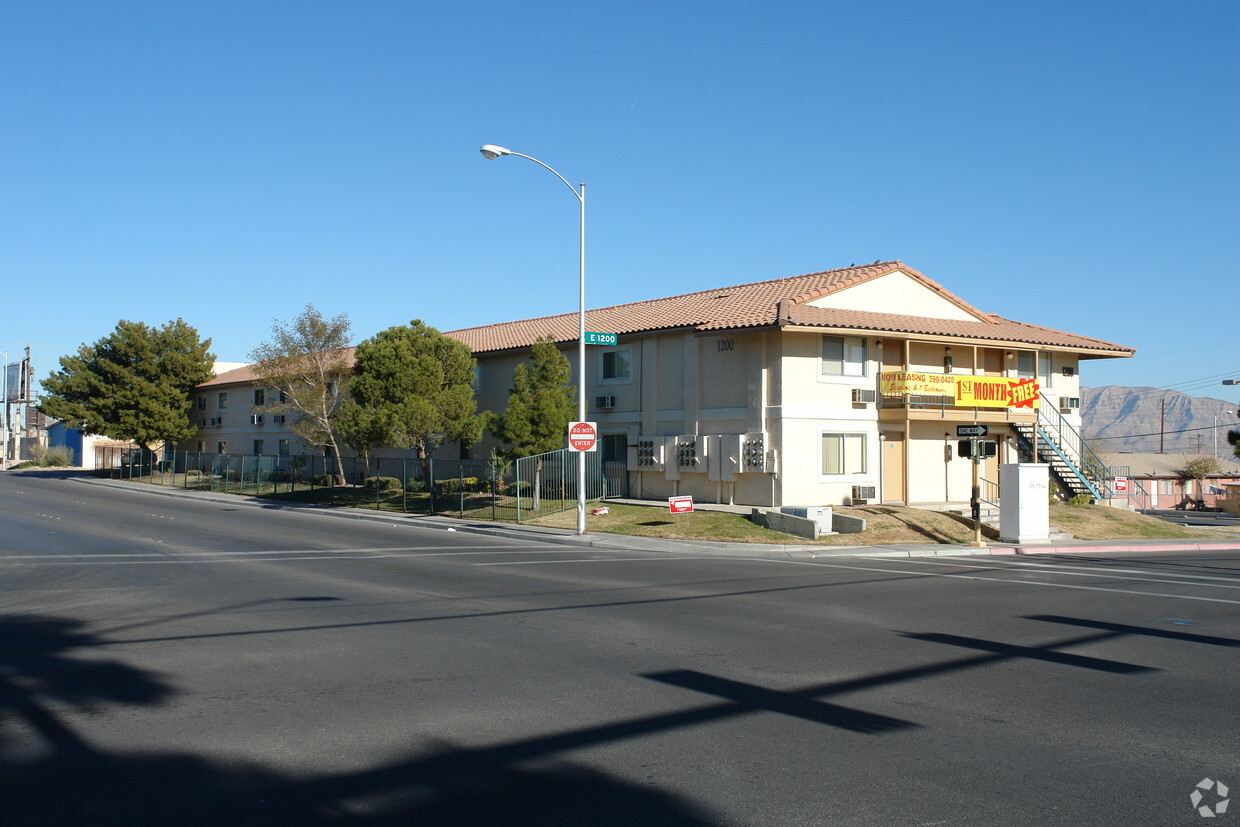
xmin=480 ymin=145 xmax=588 ymax=535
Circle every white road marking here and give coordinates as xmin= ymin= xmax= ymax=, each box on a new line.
xmin=901 ymin=556 xmax=1240 ymax=590
xmin=749 ymin=557 xmax=1240 ymax=605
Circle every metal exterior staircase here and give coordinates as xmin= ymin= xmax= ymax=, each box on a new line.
xmin=1010 ymin=393 xmax=1110 ymax=500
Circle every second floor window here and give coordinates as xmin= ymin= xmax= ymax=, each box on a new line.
xmin=217 ymin=392 xmax=228 ymax=410
xmin=602 ymin=349 xmax=631 ymax=381
xmin=197 ymin=396 xmax=207 ymax=411
xmin=822 ymin=336 xmax=866 ymax=377
xmin=254 ymin=389 xmax=265 ymax=406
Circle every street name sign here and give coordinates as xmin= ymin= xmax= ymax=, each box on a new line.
xmin=956 ymin=424 xmax=989 ymax=437
xmin=583 ymin=331 xmax=618 ymax=346
xmin=568 ymin=421 xmax=598 ymax=452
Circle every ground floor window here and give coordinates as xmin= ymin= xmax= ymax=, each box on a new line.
xmin=253 ymin=440 xmax=264 ymax=455
xmin=278 ymin=439 xmax=290 ymax=457
xmin=822 ymin=433 xmax=867 ymax=475
xmin=217 ymin=441 xmax=227 ymax=454
xmin=601 ymin=434 xmax=627 ymax=464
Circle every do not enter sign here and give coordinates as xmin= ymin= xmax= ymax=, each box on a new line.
xmin=568 ymin=421 xmax=598 ymax=452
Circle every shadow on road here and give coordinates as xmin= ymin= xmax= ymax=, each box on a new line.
xmin=0 ymin=612 xmax=717 ymax=825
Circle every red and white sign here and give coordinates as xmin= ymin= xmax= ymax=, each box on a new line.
xmin=568 ymin=421 xmax=598 ymax=452
xmin=668 ymin=495 xmax=694 ymax=514
xmin=1113 ymin=476 xmax=1130 ymax=494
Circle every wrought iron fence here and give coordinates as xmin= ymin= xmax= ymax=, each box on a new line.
xmin=92 ymin=445 xmax=626 ymax=522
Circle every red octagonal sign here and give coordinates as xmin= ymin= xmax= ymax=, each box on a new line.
xmin=568 ymin=421 xmax=598 ymax=452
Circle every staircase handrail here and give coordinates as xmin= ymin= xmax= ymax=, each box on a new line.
xmin=1038 ymin=392 xmax=1114 ymax=495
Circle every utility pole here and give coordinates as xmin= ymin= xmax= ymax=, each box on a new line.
xmin=1159 ymin=398 xmax=1165 ymax=454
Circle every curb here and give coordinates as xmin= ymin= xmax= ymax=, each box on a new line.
xmin=70 ymin=476 xmax=1233 ymax=559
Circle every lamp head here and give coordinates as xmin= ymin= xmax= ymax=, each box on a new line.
xmin=480 ymin=144 xmax=512 ymax=160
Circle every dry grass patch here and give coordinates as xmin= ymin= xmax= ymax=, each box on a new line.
xmin=1048 ymin=503 xmax=1219 ymax=540
xmin=528 ymin=503 xmax=980 ymax=545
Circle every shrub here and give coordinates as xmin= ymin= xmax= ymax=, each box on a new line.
xmin=509 ymin=480 xmax=532 ymax=497
xmin=42 ymin=446 xmax=75 ymax=467
xmin=437 ymin=476 xmax=480 ymax=494
xmin=185 ymin=469 xmax=202 ymax=478
xmin=311 ymin=474 xmax=336 ymax=487
xmin=363 ymin=476 xmax=402 ymax=491
xmin=405 ymin=479 xmax=427 ymax=493
xmin=264 ymin=469 xmax=291 ymax=483
xmin=1068 ymin=493 xmax=1093 ymax=506
xmin=29 ymin=443 xmax=48 ymax=462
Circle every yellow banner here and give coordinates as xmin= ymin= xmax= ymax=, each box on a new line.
xmin=880 ymin=372 xmax=1040 ymax=409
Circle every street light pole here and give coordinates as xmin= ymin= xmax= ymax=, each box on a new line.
xmin=480 ymin=145 xmax=589 ymax=535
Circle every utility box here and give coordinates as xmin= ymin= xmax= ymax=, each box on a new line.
xmin=999 ymin=463 xmax=1050 ymax=543
xmin=780 ymin=506 xmax=832 ymax=533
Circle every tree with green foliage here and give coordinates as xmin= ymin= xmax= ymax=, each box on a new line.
xmin=336 ymin=319 xmax=484 ymax=488
xmin=40 ymin=318 xmax=214 ymax=453
xmin=1181 ymin=455 xmax=1223 ymax=506
xmin=249 ymin=305 xmax=352 ymax=484
xmin=489 ymin=336 xmax=575 ymax=509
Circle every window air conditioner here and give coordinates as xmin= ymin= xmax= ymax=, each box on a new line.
xmin=1061 ymin=367 xmax=1076 ymax=377
xmin=250 ymin=414 xmax=264 ymax=425
xmin=210 ymin=417 xmax=222 ymax=426
xmin=851 ymin=388 xmax=876 ymax=404
xmin=594 ymin=395 xmax=616 ymax=410
xmin=852 ymin=485 xmax=876 ymax=502
xmin=273 ymin=415 xmax=286 ymax=424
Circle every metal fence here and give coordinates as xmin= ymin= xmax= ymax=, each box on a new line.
xmin=93 ymin=445 xmax=627 ymax=522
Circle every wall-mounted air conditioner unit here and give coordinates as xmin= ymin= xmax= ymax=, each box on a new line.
xmin=210 ymin=417 xmax=223 ymax=426
xmin=851 ymin=388 xmax=877 ymax=404
xmin=273 ymin=415 xmax=286 ymax=424
xmin=1061 ymin=367 xmax=1076 ymax=377
xmin=250 ymin=414 xmax=264 ymax=425
xmin=594 ymin=395 xmax=616 ymax=410
xmin=852 ymin=485 xmax=876 ymax=503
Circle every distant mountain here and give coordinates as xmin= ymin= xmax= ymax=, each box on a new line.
xmin=1082 ymin=386 xmax=1239 ymax=454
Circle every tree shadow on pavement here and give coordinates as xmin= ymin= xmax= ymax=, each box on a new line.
xmin=0 ymin=612 xmax=717 ymax=825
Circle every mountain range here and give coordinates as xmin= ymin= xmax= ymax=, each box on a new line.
xmin=1081 ymin=386 xmax=1239 ymax=455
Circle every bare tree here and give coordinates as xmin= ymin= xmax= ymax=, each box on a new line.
xmin=249 ymin=306 xmax=353 ymax=485
xmin=1180 ymin=455 xmax=1223 ymax=507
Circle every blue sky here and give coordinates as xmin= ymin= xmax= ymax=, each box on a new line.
xmin=3 ymin=1 xmax=1237 ymax=407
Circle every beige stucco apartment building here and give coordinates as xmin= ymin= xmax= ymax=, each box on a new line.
xmin=187 ymin=261 xmax=1134 ymax=508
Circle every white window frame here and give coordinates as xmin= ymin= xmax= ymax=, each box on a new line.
xmin=1038 ymin=352 xmax=1053 ymax=391
xmin=820 ymin=335 xmax=868 ymax=379
xmin=601 ymin=348 xmax=632 ymax=384
xmin=820 ymin=432 xmax=869 ymax=476
xmin=1014 ymin=350 xmax=1035 ymax=380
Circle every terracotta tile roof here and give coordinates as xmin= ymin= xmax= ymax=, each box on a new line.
xmin=783 ymin=305 xmax=1133 ymax=354
xmin=197 ymin=348 xmax=358 ymax=388
xmin=446 ymin=261 xmax=1133 ymax=356
xmin=196 ymin=261 xmax=1133 ymax=392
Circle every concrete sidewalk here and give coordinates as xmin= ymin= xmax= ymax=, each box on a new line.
xmin=74 ymin=475 xmax=1238 ymax=559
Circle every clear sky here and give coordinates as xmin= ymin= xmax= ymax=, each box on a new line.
xmin=3 ymin=1 xmax=1236 ymax=407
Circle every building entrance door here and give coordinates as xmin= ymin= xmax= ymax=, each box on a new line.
xmin=882 ymin=432 xmax=905 ymax=503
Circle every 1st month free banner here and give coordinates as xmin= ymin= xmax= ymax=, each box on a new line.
xmin=879 ymin=371 xmax=1040 ymax=409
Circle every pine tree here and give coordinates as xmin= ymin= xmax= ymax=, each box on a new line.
xmin=337 ymin=320 xmax=484 ymax=488
xmin=40 ymin=319 xmax=214 ymax=453
xmin=490 ymin=336 xmax=575 ymax=509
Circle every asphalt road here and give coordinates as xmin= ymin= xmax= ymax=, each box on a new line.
xmin=2 ymin=471 xmax=1237 ymax=825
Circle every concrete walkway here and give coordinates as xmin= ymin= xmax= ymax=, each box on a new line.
xmin=72 ymin=474 xmax=1238 ymax=559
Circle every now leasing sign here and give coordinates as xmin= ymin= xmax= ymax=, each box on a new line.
xmin=880 ymin=372 xmax=1041 ymax=409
